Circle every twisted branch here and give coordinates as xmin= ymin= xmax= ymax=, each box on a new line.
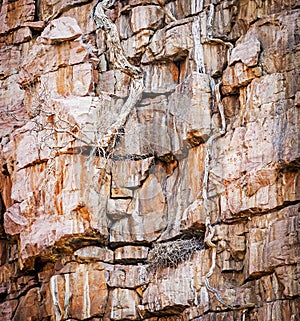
xmin=205 ymin=1 xmax=233 ymax=63
xmin=92 ymin=0 xmax=144 ymax=153
xmin=156 ymin=0 xmax=176 ymax=22
xmin=203 ymin=74 xmax=254 ymax=313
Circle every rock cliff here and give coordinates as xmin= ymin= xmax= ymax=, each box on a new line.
xmin=0 ymin=0 xmax=299 ymax=320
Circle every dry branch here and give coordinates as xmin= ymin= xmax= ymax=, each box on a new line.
xmin=148 ymin=237 xmax=204 ymax=271
xmin=202 ymin=3 xmax=254 ymax=311
xmin=156 ymin=0 xmax=177 ymax=22
xmin=92 ymin=0 xmax=144 ymax=153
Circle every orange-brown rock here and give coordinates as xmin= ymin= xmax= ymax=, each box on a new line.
xmin=0 ymin=0 xmax=299 ymax=320
xmin=114 ymin=245 xmax=149 ymax=262
xmin=130 ymin=5 xmax=164 ymax=34
xmin=47 ymin=262 xmax=108 ymax=320
xmin=0 ymin=0 xmax=35 ymax=34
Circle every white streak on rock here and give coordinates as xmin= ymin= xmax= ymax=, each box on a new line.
xmin=207 ymin=3 xmax=215 ymax=38
xmin=50 ymin=275 xmax=62 ymax=321
xmin=63 ymin=273 xmax=70 ymax=319
xmin=83 ymin=268 xmax=91 ymax=319
xmin=192 ymin=0 xmax=204 ymax=15
xmin=192 ymin=16 xmax=205 ymax=73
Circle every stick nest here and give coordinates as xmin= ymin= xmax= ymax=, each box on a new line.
xmin=148 ymin=237 xmax=204 ymax=270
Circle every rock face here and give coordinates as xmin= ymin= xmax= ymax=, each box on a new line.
xmin=0 ymin=0 xmax=299 ymax=320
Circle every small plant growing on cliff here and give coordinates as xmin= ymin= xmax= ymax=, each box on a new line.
xmin=148 ymin=237 xmax=204 ymax=271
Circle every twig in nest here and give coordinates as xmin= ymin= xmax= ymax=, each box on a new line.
xmin=148 ymin=237 xmax=204 ymax=271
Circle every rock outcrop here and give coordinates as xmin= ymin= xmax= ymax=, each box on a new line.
xmin=0 ymin=0 xmax=299 ymax=320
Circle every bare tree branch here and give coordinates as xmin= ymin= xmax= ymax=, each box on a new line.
xmin=92 ymin=0 xmax=144 ymax=153
xmin=156 ymin=0 xmax=177 ymax=22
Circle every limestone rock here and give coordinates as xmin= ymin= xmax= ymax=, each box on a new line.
xmin=0 ymin=300 xmax=18 ymax=321
xmin=143 ymin=63 xmax=179 ymax=93
xmin=60 ymin=2 xmax=96 ymax=34
xmin=108 ymin=288 xmax=140 ymax=320
xmin=143 ymin=28 xmax=165 ymax=62
xmin=245 ymin=73 xmax=285 ymax=120
xmin=24 ymin=21 xmax=46 ymax=31
xmin=168 ymin=72 xmax=212 ymax=155
xmin=49 ymin=262 xmax=108 ymax=320
xmin=222 ymin=62 xmax=262 ymax=94
xmin=130 ymin=5 xmax=164 ymax=34
xmin=37 ymin=63 xmax=94 ymax=97
xmin=114 ymin=245 xmax=149 ymax=262
xmin=295 ymin=91 xmax=300 ymax=106
xmin=97 ymin=69 xmax=131 ymax=97
xmin=116 ymin=12 xmax=132 ymax=40
xmin=107 ymin=198 xmax=132 ymax=217
xmin=11 ymin=287 xmax=40 ymax=321
xmin=111 ymin=157 xmax=154 ymax=198
xmin=114 ymin=96 xmax=171 ymax=157
xmin=7 ymin=154 xmax=110 ymax=262
xmin=37 ymin=0 xmax=94 ymax=23
xmin=180 ymin=199 xmax=205 ymax=234
xmin=165 ymin=22 xmax=194 ymax=59
xmin=0 ymin=0 xmax=35 ymax=34
xmin=122 ymin=29 xmax=153 ymax=60
xmin=0 ymin=0 xmax=299 ymax=320
xmin=276 ymin=265 xmax=300 ymax=298
xmin=0 ymin=74 xmax=27 ymax=137
xmin=142 ymin=251 xmax=210 ymax=315
xmin=13 ymin=27 xmax=32 ymax=44
xmin=12 ymin=122 xmax=40 ymax=170
xmin=220 ymin=169 xmax=299 ymax=219
xmin=229 ymin=37 xmax=261 ymax=67
xmin=0 ymin=46 xmax=21 ymax=79
xmin=4 ymin=203 xmax=28 ymax=236
xmin=214 ymin=223 xmax=246 ymax=272
xmin=202 ymin=43 xmax=228 ymax=77
xmin=106 ymin=264 xmax=149 ymax=288
xmin=144 ymin=21 xmax=194 ymax=62
xmin=109 ymin=170 xmax=167 ymax=243
xmin=164 ymin=0 xmax=203 ymax=20
xmin=245 ymin=204 xmax=300 ymax=280
xmin=18 ymin=38 xmax=89 ymax=87
xmin=163 ymin=146 xmax=206 ymax=240
xmin=74 ymin=246 xmax=114 ymax=263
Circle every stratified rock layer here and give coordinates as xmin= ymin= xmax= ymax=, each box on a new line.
xmin=0 ymin=0 xmax=299 ymax=320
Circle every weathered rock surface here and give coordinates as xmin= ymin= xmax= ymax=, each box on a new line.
xmin=41 ymin=17 xmax=82 ymax=43
xmin=0 ymin=0 xmax=299 ymax=320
